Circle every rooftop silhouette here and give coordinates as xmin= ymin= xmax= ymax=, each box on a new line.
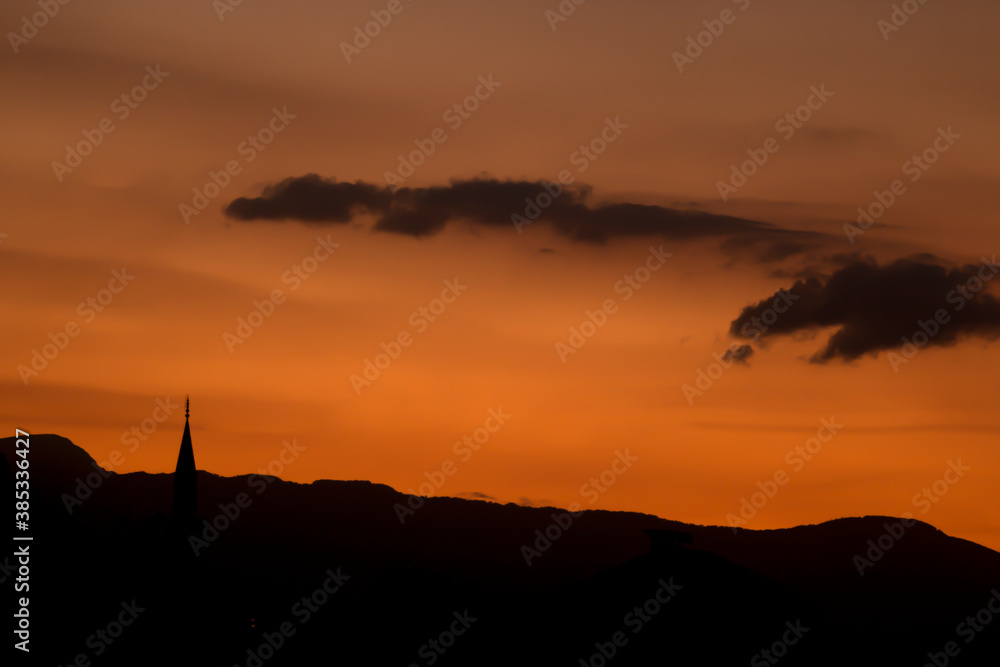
xmin=172 ymin=396 xmax=196 ymax=529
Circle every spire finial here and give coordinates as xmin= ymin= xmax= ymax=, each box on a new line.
xmin=185 ymin=395 xmax=190 ymax=420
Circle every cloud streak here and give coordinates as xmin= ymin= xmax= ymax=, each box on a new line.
xmin=225 ymin=174 xmax=392 ymax=222
xmin=224 ymin=175 xmax=828 ymax=261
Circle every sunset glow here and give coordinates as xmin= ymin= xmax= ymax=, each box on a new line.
xmin=4 ymin=0 xmax=1000 ymax=553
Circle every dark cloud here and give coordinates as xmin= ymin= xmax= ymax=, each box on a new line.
xmin=730 ymin=256 xmax=1000 ymax=362
xmin=722 ymin=345 xmax=754 ymax=365
xmin=225 ymin=174 xmax=392 ymax=222
xmin=224 ymin=175 xmax=828 ymax=261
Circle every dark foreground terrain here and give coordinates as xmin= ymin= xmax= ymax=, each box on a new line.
xmin=2 ymin=435 xmax=998 ymax=665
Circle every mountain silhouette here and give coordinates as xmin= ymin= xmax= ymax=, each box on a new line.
xmin=2 ymin=434 xmax=998 ymax=666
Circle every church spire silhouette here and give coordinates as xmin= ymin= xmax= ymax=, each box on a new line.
xmin=173 ymin=395 xmax=197 ymax=527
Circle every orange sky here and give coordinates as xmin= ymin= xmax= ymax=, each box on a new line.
xmin=2 ymin=0 xmax=999 ymax=550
